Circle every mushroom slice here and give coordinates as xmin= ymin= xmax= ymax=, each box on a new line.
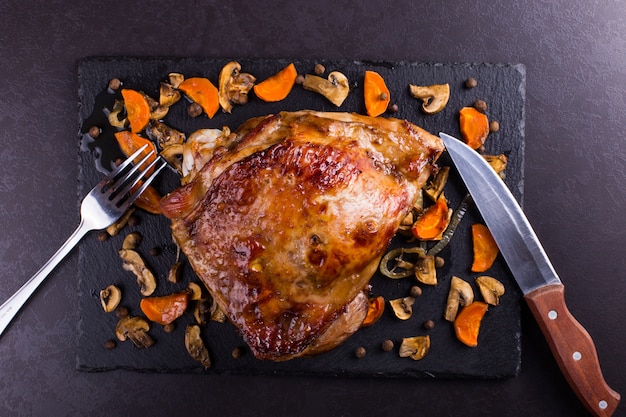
xmin=143 ymin=93 xmax=169 ymax=120
xmin=423 ymin=166 xmax=450 ymax=202
xmin=483 ymin=154 xmax=508 ymax=178
xmin=210 ymin=302 xmax=227 ymax=323
xmin=115 ymin=316 xmax=154 ymax=348
xmin=409 ymin=83 xmax=450 ymax=114
xmin=187 ymin=282 xmax=203 ymax=301
xmin=302 ymin=71 xmax=350 ymax=107
xmin=444 ymin=276 xmax=474 ymax=322
xmin=399 ymin=335 xmax=430 ymax=360
xmin=107 ymin=99 xmax=128 ymax=129
xmin=121 ymin=231 xmax=142 ymax=250
xmin=476 ymin=276 xmax=505 ymax=306
xmin=118 ymin=248 xmax=157 ymax=296
xmin=167 ymin=261 xmax=183 ymax=284
xmin=99 ymin=285 xmax=122 ymax=313
xmin=168 ymin=72 xmax=184 ymax=88
xmin=218 ymin=61 xmax=256 ymax=113
xmin=185 ymin=324 xmax=211 ymax=369
xmin=159 ymin=82 xmax=181 ymax=107
xmin=415 ymin=254 xmax=437 ymax=286
xmin=389 ymin=296 xmax=416 ymax=320
xmin=146 ymin=120 xmax=185 ymax=150
xmin=106 ymin=207 xmax=135 ymax=236
xmin=194 ymin=298 xmax=212 ymax=326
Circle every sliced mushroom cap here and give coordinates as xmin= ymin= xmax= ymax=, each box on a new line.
xmin=108 ymin=99 xmax=128 ymax=129
xmin=167 ymin=261 xmax=183 ymax=284
xmin=121 ymin=231 xmax=142 ymax=250
xmin=415 ymin=254 xmax=437 ymax=286
xmin=186 ymin=282 xmax=203 ymax=301
xmin=444 ymin=276 xmax=474 ymax=322
xmin=399 ymin=335 xmax=431 ymax=360
xmin=99 ymin=285 xmax=122 ymax=313
xmin=159 ymin=82 xmax=181 ymax=107
xmin=476 ymin=276 xmax=505 ymax=305
xmin=218 ymin=61 xmax=256 ymax=113
xmin=142 ymin=93 xmax=169 ymax=120
xmin=302 ymin=71 xmax=350 ymax=107
xmin=106 ymin=207 xmax=135 ymax=236
xmin=409 ymin=83 xmax=450 ymax=114
xmin=185 ymin=324 xmax=211 ymax=369
xmin=145 ymin=120 xmax=185 ymax=150
xmin=194 ymin=298 xmax=212 ymax=326
xmin=115 ymin=316 xmax=154 ymax=348
xmin=423 ymin=166 xmax=450 ymax=202
xmin=119 ymin=249 xmax=157 ymax=296
xmin=389 ymin=296 xmax=416 ymax=320
xmin=168 ymin=72 xmax=184 ymax=88
xmin=483 ymin=154 xmax=508 ymax=179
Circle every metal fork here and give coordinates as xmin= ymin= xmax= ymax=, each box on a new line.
xmin=0 ymin=145 xmax=167 ymax=338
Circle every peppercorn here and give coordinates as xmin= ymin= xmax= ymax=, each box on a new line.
xmin=409 ymin=285 xmax=422 ymax=298
xmin=489 ymin=120 xmax=500 ymax=133
xmin=381 ymin=339 xmax=394 ymax=352
xmin=423 ymin=319 xmax=435 ymax=330
xmin=232 ymin=347 xmax=244 ymax=359
xmin=163 ymin=323 xmax=176 ymax=333
xmin=314 ymin=63 xmax=325 ymax=75
xmin=379 ymin=92 xmax=388 ymax=101
xmin=354 ymin=346 xmax=366 ymax=358
xmin=465 ymin=77 xmax=477 ymax=89
xmin=187 ymin=102 xmax=202 ymax=118
xmin=435 ymin=256 xmax=445 ymax=268
xmin=295 ymin=74 xmax=305 ymax=85
xmin=88 ymin=126 xmax=101 ymax=138
xmin=149 ymin=246 xmax=162 ymax=257
xmin=115 ymin=306 xmax=129 ymax=319
xmin=473 ymin=99 xmax=487 ymax=113
xmin=108 ymin=78 xmax=121 ymax=91
xmin=104 ymin=339 xmax=116 ymax=350
xmin=97 ymin=231 xmax=109 ymax=242
xmin=388 ymin=103 xmax=399 ymax=113
xmin=127 ymin=215 xmax=140 ymax=227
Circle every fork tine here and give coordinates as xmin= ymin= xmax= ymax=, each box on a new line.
xmin=118 ymin=159 xmax=167 ymax=210
xmin=109 ymin=152 xmax=165 ymax=206
xmin=106 ymin=144 xmax=149 ymax=180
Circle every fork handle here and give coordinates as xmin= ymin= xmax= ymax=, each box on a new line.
xmin=0 ymin=220 xmax=90 ymax=338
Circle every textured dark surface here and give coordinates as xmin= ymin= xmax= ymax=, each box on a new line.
xmin=75 ymin=58 xmax=524 ymax=376
xmin=0 ymin=1 xmax=624 ymax=416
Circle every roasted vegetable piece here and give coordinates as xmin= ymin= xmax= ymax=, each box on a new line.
xmin=411 ymin=195 xmax=450 ymax=240
xmin=361 ymin=295 xmax=385 ymax=327
xmin=444 ymin=276 xmax=474 ymax=322
xmin=423 ymin=166 xmax=450 ymax=202
xmin=471 ymin=223 xmax=499 ymax=272
xmin=115 ymin=316 xmax=154 ymax=348
xmin=140 ymin=292 xmax=189 ymax=325
xmin=185 ymin=324 xmax=211 ymax=368
xmin=119 ymin=248 xmax=157 ymax=296
xmin=483 ymin=154 xmax=508 ymax=178
xmin=99 ymin=285 xmax=121 ymax=313
xmin=399 ymin=335 xmax=431 ymax=360
xmin=454 ymin=301 xmax=488 ymax=347
xmin=159 ymin=82 xmax=181 ymax=107
xmin=409 ymin=83 xmax=450 ymax=114
xmin=379 ymin=246 xmax=426 ymax=279
xmin=178 ymin=77 xmax=220 ymax=118
xmin=476 ymin=276 xmax=505 ymax=305
xmin=253 ymin=63 xmax=297 ymax=103
xmin=218 ymin=61 xmax=256 ymax=112
xmin=121 ymin=89 xmax=151 ymax=133
xmin=459 ymin=106 xmax=489 ymax=149
xmin=389 ymin=296 xmax=416 ymax=320
xmin=414 ymin=254 xmax=437 ymax=285
xmin=302 ymin=71 xmax=350 ymax=106
xmin=363 ymin=70 xmax=390 ymax=117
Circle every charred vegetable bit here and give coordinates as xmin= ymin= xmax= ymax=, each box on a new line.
xmin=483 ymin=154 xmax=508 ymax=178
xmin=399 ymin=335 xmax=430 ymax=360
xmin=362 ymin=296 xmax=385 ymax=327
xmin=454 ymin=301 xmax=488 ymax=347
xmin=423 ymin=166 xmax=450 ymax=202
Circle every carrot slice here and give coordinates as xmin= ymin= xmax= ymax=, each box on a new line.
xmin=459 ymin=106 xmax=489 ymax=149
xmin=361 ymin=296 xmax=385 ymax=327
xmin=454 ymin=301 xmax=488 ymax=347
xmin=470 ymin=223 xmax=499 ymax=272
xmin=178 ymin=77 xmax=220 ymax=118
xmin=253 ymin=63 xmax=298 ymax=102
xmin=113 ymin=131 xmax=162 ymax=214
xmin=411 ymin=195 xmax=449 ymax=240
xmin=363 ymin=70 xmax=390 ymax=117
xmin=121 ymin=89 xmax=150 ymax=133
xmin=140 ymin=292 xmax=188 ymax=325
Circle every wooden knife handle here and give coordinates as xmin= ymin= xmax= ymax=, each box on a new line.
xmin=525 ymin=283 xmax=620 ymax=417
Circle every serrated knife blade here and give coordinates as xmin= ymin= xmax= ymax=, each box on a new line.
xmin=439 ymin=132 xmax=619 ymax=417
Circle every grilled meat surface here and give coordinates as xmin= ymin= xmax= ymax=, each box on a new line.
xmin=161 ymin=110 xmax=444 ymax=361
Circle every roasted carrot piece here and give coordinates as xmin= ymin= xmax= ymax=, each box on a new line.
xmin=253 ymin=63 xmax=298 ymax=102
xmin=411 ymin=195 xmax=449 ymax=240
xmin=140 ymin=292 xmax=189 ymax=325
xmin=459 ymin=106 xmax=489 ymax=149
xmin=361 ymin=296 xmax=385 ymax=327
xmin=113 ymin=131 xmax=162 ymax=214
xmin=470 ymin=223 xmax=499 ymax=272
xmin=363 ymin=70 xmax=390 ymax=117
xmin=454 ymin=301 xmax=488 ymax=347
xmin=121 ymin=89 xmax=151 ymax=133
xmin=178 ymin=77 xmax=220 ymax=118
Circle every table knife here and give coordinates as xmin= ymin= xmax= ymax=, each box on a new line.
xmin=439 ymin=132 xmax=620 ymax=417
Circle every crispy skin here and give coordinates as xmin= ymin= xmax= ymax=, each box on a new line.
xmin=161 ymin=111 xmax=443 ymax=360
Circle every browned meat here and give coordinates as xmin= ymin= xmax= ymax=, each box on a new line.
xmin=161 ymin=110 xmax=444 ymax=361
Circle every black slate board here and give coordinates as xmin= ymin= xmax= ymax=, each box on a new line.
xmin=76 ymin=57 xmax=525 ymax=378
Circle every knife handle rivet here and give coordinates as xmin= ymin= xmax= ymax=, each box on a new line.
xmin=548 ymin=310 xmax=558 ymax=320
xmin=599 ymin=400 xmax=608 ymax=410
xmin=572 ymin=351 xmax=582 ymax=361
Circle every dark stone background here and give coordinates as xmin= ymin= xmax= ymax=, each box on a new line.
xmin=0 ymin=1 xmax=624 ymax=416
